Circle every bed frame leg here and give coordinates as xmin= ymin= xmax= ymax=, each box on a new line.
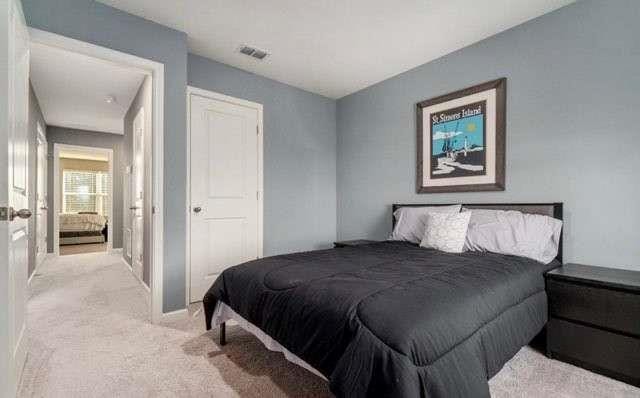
xmin=219 ymin=322 xmax=226 ymax=346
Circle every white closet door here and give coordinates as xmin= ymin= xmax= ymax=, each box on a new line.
xmin=35 ymin=128 xmax=47 ymax=268
xmin=189 ymin=93 xmax=261 ymax=302
xmin=131 ymin=108 xmax=144 ymax=280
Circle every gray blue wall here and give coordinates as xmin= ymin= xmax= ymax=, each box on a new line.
xmin=23 ymin=0 xmax=189 ymax=311
xmin=336 ymin=0 xmax=640 ymax=270
xmin=188 ymin=54 xmax=337 ymax=256
xmin=46 ymin=126 xmax=125 ymax=251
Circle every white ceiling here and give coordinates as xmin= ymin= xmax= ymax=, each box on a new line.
xmin=30 ymin=42 xmax=147 ymax=134
xmin=98 ymin=0 xmax=573 ymax=99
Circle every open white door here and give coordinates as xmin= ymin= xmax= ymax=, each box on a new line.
xmin=1 ymin=0 xmax=30 ymax=396
xmin=35 ymin=124 xmax=47 ymax=268
xmin=131 ymin=107 xmax=144 ymax=280
xmin=188 ymin=90 xmax=263 ymax=303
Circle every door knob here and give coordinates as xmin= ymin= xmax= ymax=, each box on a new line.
xmin=10 ymin=208 xmax=32 ymax=220
xmin=130 ymin=206 xmax=139 ymax=210
xmin=193 ymin=206 xmax=202 ymax=213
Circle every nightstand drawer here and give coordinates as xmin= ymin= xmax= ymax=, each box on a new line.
xmin=547 ymin=279 xmax=640 ymax=335
xmin=548 ymin=318 xmax=640 ymax=386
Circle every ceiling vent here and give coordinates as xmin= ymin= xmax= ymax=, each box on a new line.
xmin=238 ymin=45 xmax=269 ymax=60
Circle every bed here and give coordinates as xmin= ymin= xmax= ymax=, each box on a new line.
xmin=59 ymin=213 xmax=108 ymax=245
xmin=203 ymin=203 xmax=563 ymax=397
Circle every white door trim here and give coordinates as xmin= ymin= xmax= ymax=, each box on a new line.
xmin=185 ymin=86 xmax=264 ymax=306
xmin=30 ymin=28 xmax=165 ymax=324
xmin=53 ymin=143 xmax=114 ymax=254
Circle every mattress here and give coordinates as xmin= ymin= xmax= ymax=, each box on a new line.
xmin=204 ymin=241 xmax=559 ymax=397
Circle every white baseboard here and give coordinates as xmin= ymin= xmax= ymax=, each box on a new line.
xmin=120 ymin=256 xmax=132 ymax=269
xmin=28 ymin=254 xmax=53 ymax=285
xmin=139 ymin=277 xmax=151 ymax=293
xmin=27 ymin=270 xmax=36 ymax=286
xmin=120 ymin=256 xmax=150 ymax=293
xmin=160 ymin=308 xmax=188 ymax=323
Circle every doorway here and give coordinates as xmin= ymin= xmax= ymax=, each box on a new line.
xmin=53 ymin=144 xmax=113 ymax=256
xmin=27 ymin=28 xmax=166 ymax=323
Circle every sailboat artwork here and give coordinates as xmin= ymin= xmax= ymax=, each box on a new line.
xmin=416 ymin=78 xmax=506 ymax=193
xmin=430 ymin=100 xmax=486 ymax=178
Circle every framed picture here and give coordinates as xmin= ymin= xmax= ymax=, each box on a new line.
xmin=417 ymin=78 xmax=506 ymax=193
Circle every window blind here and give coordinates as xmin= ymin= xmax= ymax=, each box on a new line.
xmin=62 ymin=170 xmax=111 ymax=216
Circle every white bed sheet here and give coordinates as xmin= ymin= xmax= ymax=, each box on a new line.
xmin=211 ymin=301 xmax=327 ymax=380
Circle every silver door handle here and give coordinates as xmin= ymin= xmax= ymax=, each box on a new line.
xmin=11 ymin=208 xmax=32 ymax=220
xmin=193 ymin=206 xmax=202 ymax=213
xmin=130 ymin=206 xmax=140 ymax=210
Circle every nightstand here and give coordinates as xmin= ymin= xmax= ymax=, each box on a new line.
xmin=545 ymin=263 xmax=640 ymax=387
xmin=333 ymin=239 xmax=379 ymax=248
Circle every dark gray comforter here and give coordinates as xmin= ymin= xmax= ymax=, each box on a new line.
xmin=204 ymin=241 xmax=558 ymax=397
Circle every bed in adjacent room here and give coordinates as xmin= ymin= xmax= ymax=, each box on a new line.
xmin=203 ymin=203 xmax=563 ymax=397
xmin=59 ymin=213 xmax=108 ymax=245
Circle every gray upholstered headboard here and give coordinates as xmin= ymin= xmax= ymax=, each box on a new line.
xmin=391 ymin=203 xmax=564 ymax=263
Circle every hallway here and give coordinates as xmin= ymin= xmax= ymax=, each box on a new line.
xmin=18 ymin=252 xmax=331 ymax=397
xmin=59 ymin=243 xmax=108 ymax=256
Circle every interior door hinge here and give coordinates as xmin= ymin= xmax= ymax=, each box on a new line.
xmin=256 ymin=125 xmax=259 ymax=135
xmin=0 ymin=207 xmax=8 ymax=221
xmin=256 ymin=191 xmax=260 ymax=200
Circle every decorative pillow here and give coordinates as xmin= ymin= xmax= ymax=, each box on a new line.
xmin=419 ymin=211 xmax=471 ymax=253
xmin=463 ymin=209 xmax=563 ymax=264
xmin=389 ymin=205 xmax=462 ymax=244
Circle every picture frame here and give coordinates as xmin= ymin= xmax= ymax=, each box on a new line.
xmin=416 ymin=78 xmax=506 ymax=193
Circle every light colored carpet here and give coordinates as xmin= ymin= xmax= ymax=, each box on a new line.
xmin=20 ymin=252 xmax=640 ymax=397
xmin=59 ymin=243 xmax=107 ymax=256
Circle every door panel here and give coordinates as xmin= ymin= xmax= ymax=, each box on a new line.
xmin=208 ymin=112 xmax=245 ymax=198
xmin=206 ymin=218 xmax=246 ymax=276
xmin=2 ymin=0 xmax=30 ymax=396
xmin=189 ymin=94 xmax=260 ymax=302
xmin=124 ymin=225 xmax=132 ymax=260
xmin=123 ymin=167 xmax=132 ymax=262
xmin=35 ymin=131 xmax=47 ymax=268
xmin=131 ymin=108 xmax=144 ymax=280
xmin=10 ymin=228 xmax=28 ymax=362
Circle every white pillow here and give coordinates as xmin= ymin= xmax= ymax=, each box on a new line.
xmin=389 ymin=205 xmax=462 ymax=244
xmin=463 ymin=209 xmax=563 ymax=264
xmin=420 ymin=211 xmax=471 ymax=253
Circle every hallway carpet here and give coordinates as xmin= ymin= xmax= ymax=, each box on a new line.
xmin=19 ymin=252 xmax=639 ymax=397
xmin=59 ymin=243 xmax=107 ymax=256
